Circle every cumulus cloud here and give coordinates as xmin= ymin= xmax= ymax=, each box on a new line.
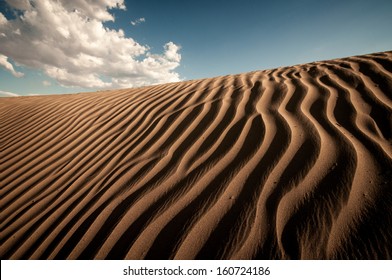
xmin=131 ymin=17 xmax=145 ymax=26
xmin=0 ymin=55 xmax=24 ymax=77
xmin=0 ymin=12 xmax=7 ymax=25
xmin=0 ymin=0 xmax=181 ymax=89
xmin=164 ymin=42 xmax=181 ymax=63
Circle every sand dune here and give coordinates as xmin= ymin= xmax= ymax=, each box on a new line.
xmin=1 ymin=51 xmax=391 ymax=260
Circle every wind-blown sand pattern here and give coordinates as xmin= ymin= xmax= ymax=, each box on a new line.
xmin=1 ymin=51 xmax=392 ymax=260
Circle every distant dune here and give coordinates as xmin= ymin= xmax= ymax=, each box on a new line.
xmin=1 ymin=51 xmax=391 ymax=260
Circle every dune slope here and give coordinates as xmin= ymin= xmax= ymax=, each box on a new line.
xmin=1 ymin=51 xmax=392 ymax=259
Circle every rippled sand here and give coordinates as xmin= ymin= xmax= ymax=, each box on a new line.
xmin=1 ymin=51 xmax=391 ymax=259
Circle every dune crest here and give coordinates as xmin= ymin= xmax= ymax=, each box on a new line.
xmin=1 ymin=51 xmax=391 ymax=259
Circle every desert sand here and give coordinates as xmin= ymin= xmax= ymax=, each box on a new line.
xmin=0 ymin=51 xmax=391 ymax=259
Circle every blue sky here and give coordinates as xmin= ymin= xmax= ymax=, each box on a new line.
xmin=1 ymin=0 xmax=391 ymax=96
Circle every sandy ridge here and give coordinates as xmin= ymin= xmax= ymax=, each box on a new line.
xmin=0 ymin=51 xmax=391 ymax=259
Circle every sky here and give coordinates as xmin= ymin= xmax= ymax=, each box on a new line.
xmin=0 ymin=0 xmax=391 ymax=97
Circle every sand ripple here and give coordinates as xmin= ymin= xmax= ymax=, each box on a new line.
xmin=1 ymin=51 xmax=391 ymax=259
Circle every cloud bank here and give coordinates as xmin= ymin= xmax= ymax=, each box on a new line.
xmin=0 ymin=90 xmax=20 ymax=97
xmin=0 ymin=0 xmax=182 ymax=89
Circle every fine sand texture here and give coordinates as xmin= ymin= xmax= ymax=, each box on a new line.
xmin=1 ymin=51 xmax=391 ymax=259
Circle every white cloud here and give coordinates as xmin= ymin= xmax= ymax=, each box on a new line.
xmin=0 ymin=54 xmax=24 ymax=77
xmin=131 ymin=17 xmax=145 ymax=26
xmin=0 ymin=0 xmax=181 ymax=89
xmin=164 ymin=42 xmax=181 ymax=63
xmin=42 ymin=80 xmax=51 ymax=86
xmin=0 ymin=12 xmax=8 ymax=25
xmin=0 ymin=90 xmax=20 ymax=97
